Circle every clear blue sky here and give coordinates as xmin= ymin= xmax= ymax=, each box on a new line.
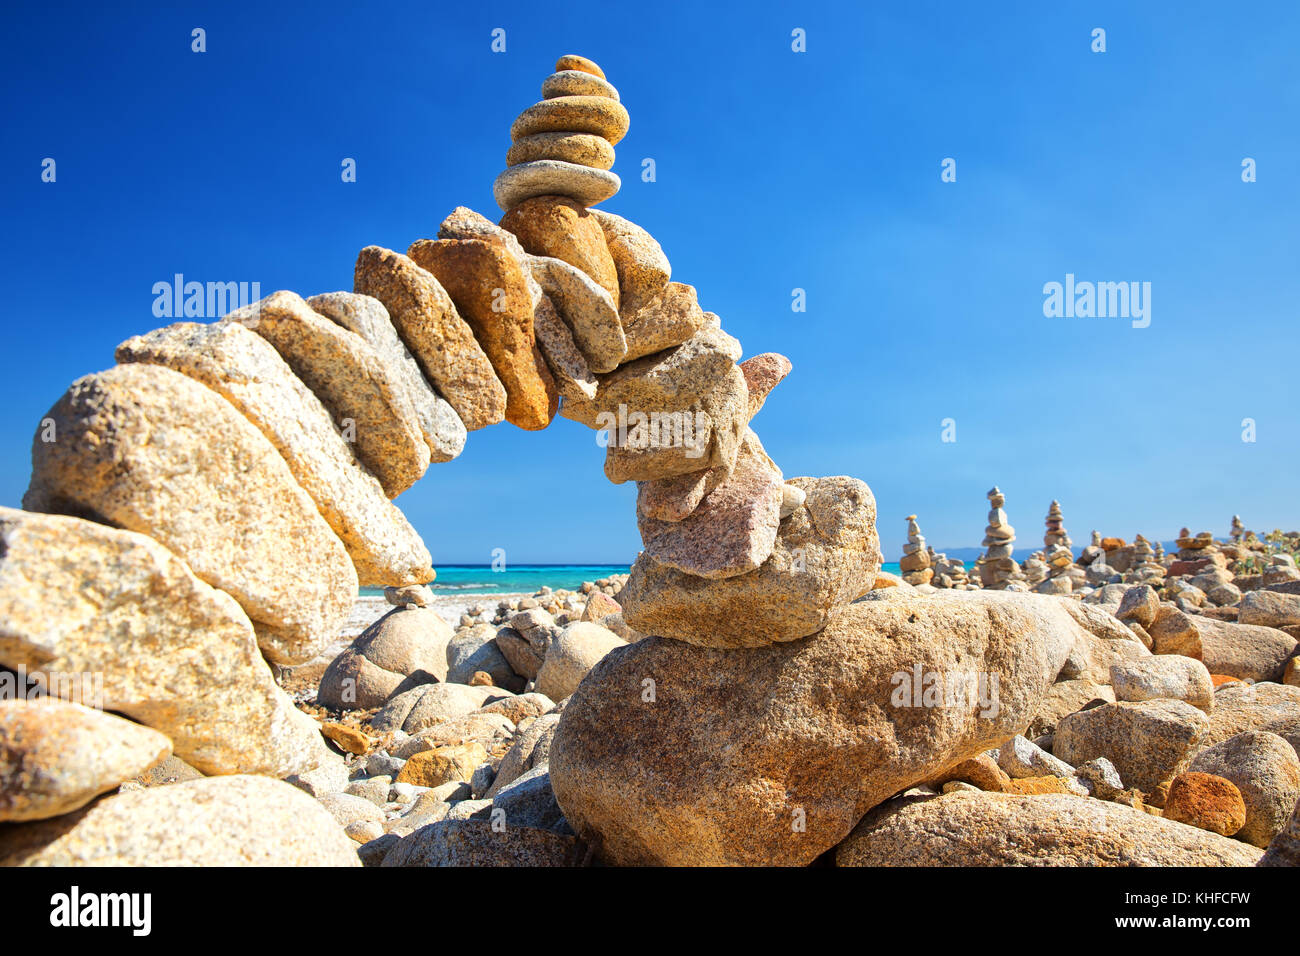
xmin=2 ymin=1 xmax=1297 ymax=564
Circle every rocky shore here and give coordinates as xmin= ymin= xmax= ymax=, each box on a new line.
xmin=1 ymin=53 xmax=1298 ymax=869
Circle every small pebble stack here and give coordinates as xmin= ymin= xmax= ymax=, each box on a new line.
xmin=493 ymin=55 xmax=628 ymax=212
xmin=900 ymin=515 xmax=933 ymax=586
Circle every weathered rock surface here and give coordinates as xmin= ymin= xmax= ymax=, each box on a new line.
xmin=1110 ymin=656 xmax=1214 ymax=712
xmin=306 ymin=291 xmax=467 ymax=462
xmin=528 ymin=254 xmax=626 ymax=373
xmin=491 ymin=765 xmax=568 ymax=832
xmin=371 ymin=683 xmax=503 ymax=735
xmin=635 ymin=461 xmax=730 ymax=524
xmin=1148 ymin=605 xmax=1202 ymax=657
xmin=739 ymin=352 xmax=793 ymax=420
xmin=488 ymin=714 xmax=560 ymax=798
xmin=532 ymin=293 xmax=598 ymax=402
xmin=318 ymin=607 xmax=454 ymax=710
xmin=116 ymin=320 xmax=433 ymax=586
xmin=446 ymin=624 xmax=524 ymax=691
xmin=395 ymin=743 xmax=487 ymax=788
xmin=1239 ymin=589 xmax=1300 ymax=629
xmin=0 ymin=776 xmax=360 ymax=866
xmin=22 ymin=364 xmax=355 ymax=665
xmin=381 ymin=819 xmax=585 ymax=867
xmin=224 ymin=290 xmax=430 ymax=497
xmin=1196 ymin=617 xmax=1297 ymax=683
xmin=1190 ymin=730 xmax=1300 ymax=847
xmin=620 ymin=475 xmax=879 ymax=647
xmin=1259 ymin=797 xmax=1300 ymax=865
xmin=1055 ymin=699 xmax=1208 ymax=798
xmin=563 ymin=324 xmax=739 ymax=430
xmin=0 ymin=699 xmax=170 ymax=822
xmin=541 ymin=69 xmax=620 ymax=101
xmin=507 ymin=131 xmax=615 ymax=170
xmin=1163 ymin=771 xmax=1247 ymax=836
xmin=1025 ymin=678 xmax=1115 ymax=738
xmin=535 ymin=622 xmax=624 ymax=702
xmin=510 ymin=95 xmax=630 ymax=144
xmin=499 ymin=196 xmax=620 ymax=306
xmin=353 ymin=246 xmax=506 ymax=430
xmin=408 ymin=238 xmax=558 ymax=430
xmin=555 ymin=53 xmax=605 ymax=78
xmin=603 ymin=363 xmax=748 ymax=484
xmin=589 ymin=210 xmax=671 ymax=318
xmin=1200 ymin=682 xmax=1300 ymax=756
xmin=493 ymin=161 xmax=620 ymax=211
xmin=1116 ymin=584 xmax=1160 ymax=629
xmin=834 ymin=791 xmax=1262 ymax=866
xmin=550 ymin=595 xmax=1080 ymax=865
xmin=619 ymin=282 xmax=709 ymax=363
xmin=0 ymin=508 xmax=331 ymax=776
xmin=635 ymin=429 xmax=782 ymax=578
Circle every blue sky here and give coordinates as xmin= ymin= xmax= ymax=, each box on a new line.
xmin=2 ymin=1 xmax=1297 ymax=564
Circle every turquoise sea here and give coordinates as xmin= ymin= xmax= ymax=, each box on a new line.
xmin=361 ymin=561 xmax=904 ymax=597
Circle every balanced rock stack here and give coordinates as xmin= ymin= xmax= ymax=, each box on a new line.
xmin=1079 ymin=530 xmax=1105 ymax=566
xmin=900 ymin=515 xmax=934 ymax=586
xmin=931 ymin=551 xmax=974 ymax=589
xmin=1035 ymin=500 xmax=1076 ymax=595
xmin=1022 ymin=551 xmax=1049 ymax=588
xmin=493 ymin=55 xmax=628 ymax=212
xmin=979 ymin=487 xmax=1024 ymax=590
xmin=1230 ymin=515 xmax=1245 ymax=543
xmin=1168 ymin=528 xmax=1222 ymax=577
xmin=1128 ymin=534 xmax=1166 ymax=586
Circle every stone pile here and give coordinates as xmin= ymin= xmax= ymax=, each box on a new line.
xmin=6 ymin=50 xmax=1300 ymax=870
xmin=1128 ymin=534 xmax=1166 ymax=586
xmin=931 ymin=551 xmax=975 ymax=590
xmin=493 ymin=55 xmax=627 ymax=212
xmin=1079 ymin=530 xmax=1105 ymax=566
xmin=1231 ymin=515 xmax=1245 ymax=543
xmin=1035 ymin=500 xmax=1077 ymax=595
xmin=900 ymin=515 xmax=934 ymax=586
xmin=1022 ymin=551 xmax=1049 ymax=588
xmin=979 ymin=487 xmax=1024 ymax=590
xmin=1168 ymin=527 xmax=1222 ymax=577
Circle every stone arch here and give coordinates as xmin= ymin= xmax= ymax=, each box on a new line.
xmin=1 ymin=54 xmax=881 ymax=784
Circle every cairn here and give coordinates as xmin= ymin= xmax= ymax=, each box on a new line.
xmin=900 ymin=515 xmax=934 ymax=586
xmin=1021 ymin=551 xmax=1049 ymax=587
xmin=0 ymin=53 xmax=872 ymax=841
xmin=1078 ymin=530 xmax=1104 ymax=566
xmin=1035 ymin=500 xmax=1075 ymax=594
xmin=931 ymin=551 xmax=973 ymax=589
xmin=1044 ymin=500 xmax=1071 ymax=550
xmin=1127 ymin=534 xmax=1165 ymax=585
xmin=979 ymin=486 xmax=1023 ymax=589
xmin=493 ymin=55 xmax=627 ymax=212
xmin=1230 ymin=515 xmax=1245 ymax=543
xmin=1168 ymin=526 xmax=1224 ymax=576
